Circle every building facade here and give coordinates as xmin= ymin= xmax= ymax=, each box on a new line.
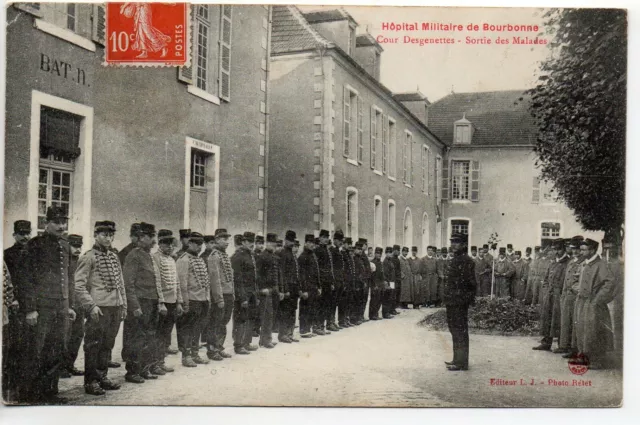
xmin=4 ymin=3 xmax=271 ymax=249
xmin=268 ymin=6 xmax=446 ymax=253
xmin=428 ymin=90 xmax=603 ymax=249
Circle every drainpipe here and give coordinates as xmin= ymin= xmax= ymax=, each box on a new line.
xmin=262 ymin=5 xmax=272 ymax=236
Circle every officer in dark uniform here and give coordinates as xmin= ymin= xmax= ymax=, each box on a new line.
xmin=118 ymin=223 xmax=141 ymax=266
xmin=382 ymin=247 xmax=396 ymax=319
xmin=338 ymin=236 xmax=356 ymax=328
xmin=298 ymin=234 xmax=320 ymax=338
xmin=354 ymin=240 xmax=370 ymax=324
xmin=3 ymin=220 xmax=33 ymax=401
xmin=22 ymin=206 xmax=77 ymax=403
xmin=314 ymin=229 xmax=334 ymax=335
xmin=392 ymin=245 xmax=402 ymax=314
xmin=60 ymin=234 xmax=85 ymax=378
xmin=444 ymin=233 xmax=476 ymax=371
xmin=328 ymin=231 xmax=346 ymax=331
xmin=231 ymin=233 xmax=260 ymax=354
xmin=256 ymin=233 xmax=282 ymax=349
xmin=369 ymin=247 xmax=385 ymax=320
xmin=279 ymin=231 xmax=300 ymax=343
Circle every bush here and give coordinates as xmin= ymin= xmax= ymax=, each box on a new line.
xmin=419 ymin=296 xmax=541 ymax=336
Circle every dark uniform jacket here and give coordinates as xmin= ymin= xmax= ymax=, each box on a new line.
xmin=341 ymin=250 xmax=356 ymax=291
xmin=443 ymin=251 xmax=476 ymax=306
xmin=382 ymin=256 xmax=396 ymax=286
xmin=330 ymin=245 xmax=345 ymax=289
xmin=353 ymin=253 xmax=369 ymax=290
xmin=371 ymin=258 xmax=385 ymax=289
xmin=392 ymin=256 xmax=402 ymax=286
xmin=118 ymin=243 xmax=136 ymax=267
xmin=298 ymin=248 xmax=320 ymax=294
xmin=543 ymin=255 xmax=570 ymax=295
xmin=257 ymin=250 xmax=283 ymax=295
xmin=3 ymin=243 xmax=29 ymax=308
xmin=23 ymin=232 xmax=74 ymax=312
xmin=123 ymin=247 xmax=164 ymax=312
xmin=231 ymin=246 xmax=258 ymax=303
xmin=280 ymin=246 xmax=300 ymax=296
xmin=314 ymin=244 xmax=335 ymax=291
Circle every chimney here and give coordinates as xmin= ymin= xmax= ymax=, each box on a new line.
xmin=393 ymin=91 xmax=431 ymax=126
xmin=353 ymin=33 xmax=383 ymax=81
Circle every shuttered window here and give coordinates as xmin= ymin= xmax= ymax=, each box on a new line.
xmin=470 ymin=160 xmax=480 ymax=202
xmin=382 ymin=115 xmax=389 ymax=174
xmin=370 ymin=107 xmax=382 ymax=170
xmin=388 ymin=119 xmax=396 ymax=178
xmin=219 ymin=5 xmax=232 ymax=101
xmin=357 ymin=97 xmax=364 ymax=163
xmin=532 ymin=176 xmax=541 ymax=203
xmin=451 ymin=160 xmax=470 ymax=200
xmin=441 ymin=159 xmax=449 ymax=201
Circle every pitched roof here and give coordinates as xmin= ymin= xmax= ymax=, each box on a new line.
xmin=271 ymin=5 xmax=332 ymax=55
xmin=393 ymin=91 xmax=430 ymax=103
xmin=302 ymin=8 xmax=357 ymax=25
xmin=428 ymin=90 xmax=537 ymax=146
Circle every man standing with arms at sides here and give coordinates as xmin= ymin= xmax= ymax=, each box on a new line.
xmin=314 ymin=230 xmax=334 ymax=335
xmin=494 ymin=248 xmax=515 ymax=298
xmin=533 ymin=247 xmax=552 ymax=306
xmin=298 ymin=234 xmax=320 ymax=338
xmin=3 ymin=220 xmax=33 ymax=401
xmin=420 ymin=246 xmax=439 ymax=308
xmin=382 ymin=247 xmax=396 ymax=319
xmin=391 ymin=245 xmax=402 ymax=312
xmin=355 ymin=239 xmax=371 ymax=323
xmin=118 ymin=223 xmax=141 ymax=266
xmin=328 ymin=231 xmax=346 ymax=331
xmin=74 ymin=221 xmax=127 ymax=395
xmin=350 ymin=241 xmax=366 ymax=325
xmin=22 ymin=206 xmax=77 ymax=404
xmin=205 ymin=229 xmax=234 ymax=361
xmin=338 ymin=235 xmax=355 ymax=328
xmin=279 ymin=231 xmax=300 ymax=343
xmin=151 ymin=230 xmax=182 ymax=373
xmin=255 ymin=233 xmax=281 ymax=349
xmin=574 ymin=238 xmax=616 ymax=369
xmin=443 ymin=233 xmax=476 ymax=371
xmin=61 ymin=234 xmax=86 ymax=378
xmin=555 ymin=237 xmax=584 ymax=356
xmin=176 ymin=232 xmax=211 ymax=367
xmin=369 ymin=247 xmax=385 ymax=320
xmin=251 ymin=235 xmax=265 ymax=338
xmin=511 ymin=251 xmax=529 ymax=300
xmin=122 ymin=222 xmax=166 ymax=383
xmin=399 ymin=247 xmax=414 ymax=309
xmin=523 ymin=246 xmax=541 ymax=305
xmin=231 ymin=233 xmax=260 ymax=354
xmin=409 ymin=246 xmax=422 ymax=309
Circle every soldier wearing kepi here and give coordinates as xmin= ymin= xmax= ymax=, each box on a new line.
xmin=353 ymin=240 xmax=370 ymax=323
xmin=21 ymin=206 xmax=77 ymax=404
xmin=231 ymin=233 xmax=260 ymax=354
xmin=314 ymin=229 xmax=334 ymax=335
xmin=369 ymin=247 xmax=385 ymax=320
xmin=176 ymin=232 xmax=211 ymax=367
xmin=399 ymin=247 xmax=414 ymax=309
xmin=61 ymin=234 xmax=86 ymax=378
xmin=122 ymin=222 xmax=167 ymax=383
xmin=256 ymin=233 xmax=282 ymax=349
xmin=329 ymin=231 xmax=346 ymax=331
xmin=338 ymin=235 xmax=355 ymax=328
xmin=279 ymin=231 xmax=300 ymax=342
xmin=382 ymin=247 xmax=396 ymax=319
xmin=152 ymin=230 xmax=182 ymax=372
xmin=118 ymin=223 xmax=141 ymax=266
xmin=298 ymin=234 xmax=320 ymax=338
xmin=409 ymin=246 xmax=423 ymax=309
xmin=443 ymin=233 xmax=476 ymax=371
xmin=205 ymin=228 xmax=235 ymax=361
xmin=74 ymin=221 xmax=127 ymax=395
xmin=555 ymin=236 xmax=584 ymax=356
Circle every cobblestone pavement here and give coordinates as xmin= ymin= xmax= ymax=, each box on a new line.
xmin=58 ymin=308 xmax=622 ymax=407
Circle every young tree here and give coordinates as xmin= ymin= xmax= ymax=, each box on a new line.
xmin=527 ymin=9 xmax=626 ymax=244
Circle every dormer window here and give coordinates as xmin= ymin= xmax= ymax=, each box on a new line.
xmin=348 ymin=25 xmax=356 ymax=55
xmin=454 ymin=113 xmax=473 ymax=144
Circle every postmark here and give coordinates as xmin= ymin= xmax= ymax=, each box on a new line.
xmin=568 ymin=354 xmax=590 ymax=376
xmin=105 ymin=2 xmax=189 ymax=66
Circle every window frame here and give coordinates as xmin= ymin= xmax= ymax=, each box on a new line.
xmin=387 ymin=199 xmax=396 ymax=246
xmin=403 ymin=130 xmax=414 ymax=186
xmin=346 ymin=187 xmax=359 ymax=240
xmin=451 ymin=160 xmax=471 ymax=201
xmin=388 ymin=117 xmax=396 ymax=180
xmin=370 ymin=105 xmax=383 ymax=172
xmin=454 ymin=124 xmax=471 ymax=144
xmin=421 ymin=145 xmax=430 ymax=195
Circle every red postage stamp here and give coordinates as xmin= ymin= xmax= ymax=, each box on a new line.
xmin=105 ymin=2 xmax=189 ymax=66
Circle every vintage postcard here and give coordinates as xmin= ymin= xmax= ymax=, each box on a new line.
xmin=1 ymin=1 xmax=626 ymax=409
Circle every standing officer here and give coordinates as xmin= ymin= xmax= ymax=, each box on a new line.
xmin=279 ymin=231 xmax=300 ymax=343
xmin=555 ymin=236 xmax=584 ymax=356
xmin=420 ymin=246 xmax=439 ymax=307
xmin=298 ymin=234 xmax=320 ymax=338
xmin=511 ymin=251 xmax=529 ymax=300
xmin=443 ymin=233 xmax=476 ymax=371
xmin=354 ymin=240 xmax=370 ymax=323
xmin=176 ymin=232 xmax=211 ymax=367
xmin=329 ymin=231 xmax=346 ymax=331
xmin=256 ymin=233 xmax=281 ymax=349
xmin=122 ymin=222 xmax=166 ymax=383
xmin=494 ymin=248 xmax=515 ymax=298
xmin=523 ymin=246 xmax=541 ymax=304
xmin=399 ymin=247 xmax=413 ymax=309
xmin=382 ymin=247 xmax=396 ymax=319
xmin=118 ymin=223 xmax=141 ymax=266
xmin=205 ymin=228 xmax=234 ymax=361
xmin=369 ymin=247 xmax=385 ymax=320
xmin=61 ymin=234 xmax=86 ymax=378
xmin=3 ymin=219 xmax=33 ymax=401
xmin=338 ymin=235 xmax=355 ymax=328
xmin=231 ymin=233 xmax=260 ymax=354
xmin=22 ymin=206 xmax=77 ymax=403
xmin=314 ymin=230 xmax=334 ymax=335
xmin=74 ymin=221 xmax=127 ymax=395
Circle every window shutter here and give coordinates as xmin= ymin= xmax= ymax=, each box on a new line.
xmin=91 ymin=4 xmax=106 ymax=45
xmin=357 ymin=96 xmax=363 ymax=163
xmin=382 ymin=115 xmax=388 ymax=174
xmin=470 ymin=160 xmax=480 ymax=202
xmin=441 ymin=160 xmax=449 ymax=201
xmin=370 ymin=107 xmax=376 ymax=169
xmin=532 ymin=176 xmax=540 ymax=203
xmin=178 ymin=5 xmax=195 ymax=85
xmin=343 ymin=87 xmax=350 ymax=157
xmin=219 ymin=5 xmax=232 ymax=101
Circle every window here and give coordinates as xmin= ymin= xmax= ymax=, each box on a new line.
xmin=388 ymin=119 xmax=396 ymax=178
xmin=373 ymin=197 xmax=383 ymax=247
xmin=388 ymin=200 xmax=396 ymax=245
xmin=403 ymin=131 xmax=413 ymax=185
xmin=348 ymin=26 xmax=355 ymax=55
xmin=370 ymin=107 xmax=382 ymax=170
xmin=451 ymin=219 xmax=469 ymax=236
xmin=382 ymin=116 xmax=389 ymax=174
xmin=195 ymin=6 xmax=211 ymax=91
xmin=191 ymin=150 xmax=207 ymax=188
xmin=435 ymin=156 xmax=442 ymax=204
xmin=455 ymin=124 xmax=471 ymax=144
xmin=219 ymin=5 xmax=232 ymax=101
xmin=343 ymin=87 xmax=359 ymax=160
xmin=451 ymin=160 xmax=470 ymax=200
xmin=41 ymin=3 xmax=77 ymax=32
xmin=346 ymin=188 xmax=358 ymax=239
xmin=421 ymin=146 xmax=430 ymax=194
xmin=403 ymin=208 xmax=413 ymax=248
xmin=357 ymin=97 xmax=364 ymax=163
xmin=541 ymin=222 xmax=561 ymax=246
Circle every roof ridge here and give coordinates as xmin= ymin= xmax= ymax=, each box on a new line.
xmin=288 ymin=5 xmax=334 ymax=48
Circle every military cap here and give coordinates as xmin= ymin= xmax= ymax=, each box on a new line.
xmin=130 ymin=223 xmax=141 ymax=236
xmin=344 ymin=237 xmax=353 ymax=245
xmin=526 ymin=247 xmax=532 ymax=253
xmin=450 ymin=232 xmax=467 ymax=244
xmin=13 ymin=220 xmax=31 ymax=234
xmin=392 ymin=244 xmax=401 ymax=251
xmin=572 ymin=235 xmax=585 ymax=242
xmin=436 ymin=248 xmax=442 ymax=253
xmin=319 ymin=229 xmax=330 ymax=238
xmin=46 ymin=205 xmax=68 ymax=221
xmin=158 ymin=229 xmax=175 ymax=243
xmin=567 ymin=238 xmax=581 ymax=249
xmin=68 ymin=234 xmax=83 ymax=247
xmin=276 ymin=240 xmax=283 ymax=247
xmin=470 ymin=246 xmax=478 ymax=251
xmin=482 ymin=244 xmax=489 ymax=249
xmin=266 ymin=233 xmax=277 ymax=243
xmin=355 ymin=242 xmax=364 ymax=249
xmin=358 ymin=238 xmax=367 ymax=244
xmin=234 ymin=234 xmax=245 ymax=246
xmin=441 ymin=247 xmax=448 ymax=254
xmin=243 ymin=232 xmax=256 ymax=243
xmin=333 ymin=230 xmax=345 ymax=241
xmin=285 ymin=230 xmax=296 ymax=242
xmin=189 ymin=232 xmax=204 ymax=243
xmin=214 ymin=228 xmax=231 ymax=239
xmin=138 ymin=222 xmax=156 ymax=236
xmin=304 ymin=234 xmax=315 ymax=243
xmin=499 ymin=247 xmax=506 ymax=254
xmin=385 ymin=247 xmax=393 ymax=254
xmin=507 ymin=244 xmax=513 ymax=249
xmin=95 ymin=221 xmax=116 ymax=233
xmin=294 ymin=240 xmax=300 ymax=246
xmin=402 ymin=246 xmax=409 ymax=252
xmin=204 ymin=235 xmax=216 ymax=243
xmin=179 ymin=229 xmax=191 ymax=238
xmin=581 ymin=238 xmax=599 ymax=250
xmin=375 ymin=247 xmax=383 ymax=254
xmin=515 ymin=250 xmax=522 ymax=256
xmin=534 ymin=246 xmax=541 ymax=251
xmin=255 ymin=235 xmax=265 ymax=244
xmin=412 ymin=246 xmax=418 ymax=252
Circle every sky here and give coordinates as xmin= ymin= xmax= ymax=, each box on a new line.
xmin=299 ymin=6 xmax=551 ymax=102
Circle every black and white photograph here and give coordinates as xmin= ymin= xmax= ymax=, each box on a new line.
xmin=1 ymin=1 xmax=628 ymax=410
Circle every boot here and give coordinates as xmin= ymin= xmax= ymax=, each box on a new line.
xmin=182 ymin=356 xmax=197 ymax=367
